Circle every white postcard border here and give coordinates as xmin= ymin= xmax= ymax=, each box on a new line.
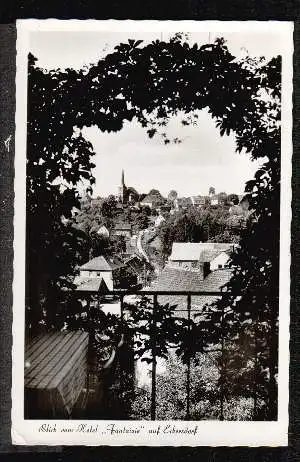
xmin=12 ymin=19 xmax=293 ymax=446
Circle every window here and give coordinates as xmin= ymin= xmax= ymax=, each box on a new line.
xmin=96 ymin=272 xmax=101 ymax=277
xmin=218 ymin=264 xmax=222 ymax=269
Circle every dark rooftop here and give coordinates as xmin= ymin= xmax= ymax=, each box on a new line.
xmin=144 ymin=268 xmax=233 ymax=317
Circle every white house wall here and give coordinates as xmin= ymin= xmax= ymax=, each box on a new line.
xmin=80 ymin=269 xmax=114 ymax=290
xmin=210 ymin=252 xmax=230 ymax=270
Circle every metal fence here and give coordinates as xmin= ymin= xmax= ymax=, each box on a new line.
xmin=103 ymin=289 xmax=224 ymax=421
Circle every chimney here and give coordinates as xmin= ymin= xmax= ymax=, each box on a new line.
xmin=198 ymin=262 xmax=207 ymax=280
xmin=202 ymin=262 xmax=211 ymax=279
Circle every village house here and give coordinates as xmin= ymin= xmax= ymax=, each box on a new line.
xmin=140 ymin=194 xmax=163 ymax=210
xmin=96 ymin=224 xmax=110 ymax=238
xmin=112 ymin=222 xmax=132 ymax=239
xmin=145 ymin=265 xmax=233 ymax=314
xmin=168 ymin=242 xmax=206 ymax=273
xmin=167 ymin=242 xmax=237 ymax=276
xmin=190 ymin=195 xmax=206 ymax=208
xmin=118 ymin=169 xmax=139 ymax=205
xmin=174 ymin=197 xmax=193 ymax=211
xmin=204 ymin=249 xmax=231 ymax=270
xmin=76 ymin=255 xmax=123 ymax=291
xmin=210 ymin=194 xmax=219 ymax=206
xmin=123 ymin=253 xmax=152 ymax=285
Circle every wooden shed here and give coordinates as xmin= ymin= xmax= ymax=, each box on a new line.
xmin=24 ymin=331 xmax=89 ymax=419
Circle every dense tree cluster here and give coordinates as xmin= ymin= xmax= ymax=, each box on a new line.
xmin=159 ymin=206 xmax=241 ymax=257
xmin=131 ymin=352 xmax=253 ymax=420
xmin=27 ymin=35 xmax=281 ymax=419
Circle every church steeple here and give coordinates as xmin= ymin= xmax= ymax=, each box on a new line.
xmin=118 ymin=169 xmax=127 ymax=204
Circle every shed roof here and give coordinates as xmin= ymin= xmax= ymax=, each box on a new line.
xmin=25 ymin=331 xmax=89 ymax=416
xmin=25 ymin=331 xmax=89 ymax=390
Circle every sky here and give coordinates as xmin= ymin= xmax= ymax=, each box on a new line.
xmin=28 ymin=25 xmax=284 ymax=198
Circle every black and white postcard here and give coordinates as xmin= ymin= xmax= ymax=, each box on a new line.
xmin=12 ymin=20 xmax=293 ymax=446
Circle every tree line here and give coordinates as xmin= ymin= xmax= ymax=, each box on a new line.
xmin=158 ymin=205 xmax=242 ymax=258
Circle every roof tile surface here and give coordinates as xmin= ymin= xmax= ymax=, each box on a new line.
xmin=145 ymin=267 xmax=233 ymax=316
xmin=74 ymin=276 xmax=108 ymax=292
xmin=80 ymin=256 xmax=121 ymax=271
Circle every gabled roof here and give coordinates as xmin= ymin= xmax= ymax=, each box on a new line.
xmin=127 ymin=186 xmax=138 ymax=196
xmin=200 ymin=268 xmax=233 ymax=291
xmin=169 ymin=242 xmax=235 ymax=262
xmin=74 ymin=276 xmax=109 ymax=293
xmin=199 ymin=249 xmax=224 ymax=262
xmin=170 ymin=243 xmax=204 ymax=261
xmin=96 ymin=225 xmax=110 ymax=236
xmin=80 ymin=256 xmax=121 ymax=271
xmin=146 ymin=267 xmax=204 ymax=292
xmin=189 ymin=268 xmax=234 ymax=314
xmin=144 ymin=268 xmax=233 ymax=317
xmin=124 ymin=256 xmax=147 ymax=275
xmin=211 ymin=243 xmax=237 ymax=251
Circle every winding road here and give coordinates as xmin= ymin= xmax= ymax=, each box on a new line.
xmin=136 ymin=230 xmax=150 ymax=262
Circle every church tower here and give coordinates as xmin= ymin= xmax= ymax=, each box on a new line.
xmin=118 ymin=169 xmax=127 ymax=203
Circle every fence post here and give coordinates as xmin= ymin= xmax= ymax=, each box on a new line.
xmin=186 ymin=293 xmax=191 ymax=420
xmin=151 ymin=294 xmax=157 ymax=420
xmin=220 ymin=302 xmax=224 ymax=421
xmin=120 ymin=294 xmax=124 ymax=323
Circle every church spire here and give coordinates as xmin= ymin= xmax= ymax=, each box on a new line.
xmin=121 ymin=169 xmax=125 ymax=186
